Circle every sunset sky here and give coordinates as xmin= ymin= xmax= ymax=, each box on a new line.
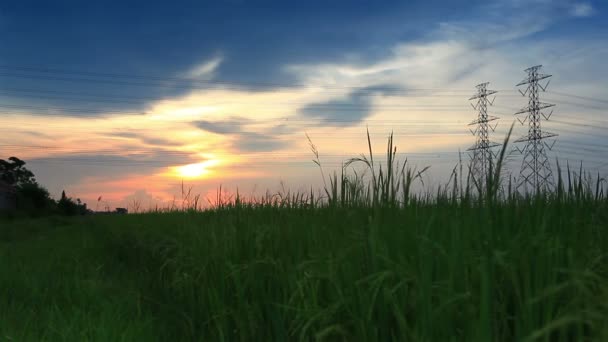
xmin=1 ymin=0 xmax=607 ymax=209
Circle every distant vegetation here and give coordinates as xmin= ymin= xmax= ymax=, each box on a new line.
xmin=1 ymin=130 xmax=607 ymax=341
xmin=0 ymin=157 xmax=88 ymax=217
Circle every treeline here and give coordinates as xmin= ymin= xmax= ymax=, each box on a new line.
xmin=0 ymin=157 xmax=88 ymax=217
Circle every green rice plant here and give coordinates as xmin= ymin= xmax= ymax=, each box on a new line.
xmin=344 ymin=128 xmax=429 ymax=208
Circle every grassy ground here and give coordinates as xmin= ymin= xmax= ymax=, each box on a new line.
xmin=1 ymin=197 xmax=607 ymax=341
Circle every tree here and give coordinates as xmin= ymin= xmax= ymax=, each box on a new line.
xmin=58 ymin=190 xmax=88 ymax=216
xmin=1 ymin=157 xmax=55 ymax=215
xmin=1 ymin=157 xmax=89 ymax=216
xmin=0 ymin=157 xmax=36 ymax=186
xmin=16 ymin=182 xmax=55 ymax=215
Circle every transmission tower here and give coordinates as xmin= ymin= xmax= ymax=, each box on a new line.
xmin=514 ymin=65 xmax=557 ymax=193
xmin=467 ymin=82 xmax=500 ymax=191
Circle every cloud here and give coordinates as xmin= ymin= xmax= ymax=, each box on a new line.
xmin=267 ymin=124 xmax=292 ymax=135
xmin=29 ymin=151 xmax=201 ymax=171
xmin=299 ymin=85 xmax=402 ymax=126
xmin=25 ymin=149 xmax=205 ymax=201
xmin=193 ymin=117 xmax=246 ymax=134
xmin=192 ymin=117 xmax=290 ymax=152
xmin=184 ymin=55 xmax=223 ymax=79
xmin=120 ymin=189 xmax=167 ymax=211
xmin=107 ymin=131 xmax=182 ymax=147
xmin=232 ymin=132 xmax=289 ymax=152
xmin=570 ymin=3 xmax=595 ymax=17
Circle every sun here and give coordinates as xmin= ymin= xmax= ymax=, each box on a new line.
xmin=173 ymin=160 xmax=219 ymax=179
xmin=178 ymin=163 xmax=207 ymax=178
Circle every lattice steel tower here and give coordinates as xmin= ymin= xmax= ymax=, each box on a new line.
xmin=514 ymin=65 xmax=557 ymax=193
xmin=468 ymin=82 xmax=499 ymax=190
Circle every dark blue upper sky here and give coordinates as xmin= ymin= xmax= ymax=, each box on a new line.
xmin=2 ymin=1 xmax=473 ymax=71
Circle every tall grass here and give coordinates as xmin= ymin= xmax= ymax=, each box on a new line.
xmin=307 ymin=129 xmax=429 ymax=209
xmin=1 ymin=128 xmax=607 ymax=341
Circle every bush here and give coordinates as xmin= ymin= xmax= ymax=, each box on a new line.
xmin=57 ymin=191 xmax=88 ymax=216
xmin=15 ymin=183 xmax=56 ymax=217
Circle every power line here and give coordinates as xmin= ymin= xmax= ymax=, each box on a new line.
xmin=2 ymin=65 xmax=607 ymax=104
xmin=552 ymin=144 xmax=608 ymax=155
xmin=1 ymin=66 xmax=607 ymax=113
xmin=1 ymin=67 xmax=607 ymax=106
xmin=548 ymin=91 xmax=608 ymax=106
xmin=2 ymin=116 xmax=605 ymax=128
xmin=0 ymin=103 xmax=479 ymax=118
xmin=3 ymin=119 xmax=606 ymax=135
xmin=0 ymin=145 xmax=464 ymax=156
xmin=2 ymin=88 xmax=604 ymax=116
xmin=543 ymin=98 xmax=607 ymax=111
xmin=24 ymin=156 xmax=459 ymax=168
xmin=0 ymin=87 xmax=507 ymax=102
xmin=0 ymin=71 xmax=485 ymax=96
xmin=3 ymin=144 xmax=603 ymax=166
xmin=1 ymin=145 xmax=467 ymax=159
xmin=0 ymin=64 xmax=501 ymax=92
xmin=556 ymin=140 xmax=608 ymax=150
xmin=0 ymin=90 xmax=522 ymax=110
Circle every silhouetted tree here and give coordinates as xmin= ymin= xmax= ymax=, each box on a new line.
xmin=0 ymin=157 xmax=56 ymax=215
xmin=57 ymin=190 xmax=88 ymax=216
xmin=0 ymin=157 xmax=36 ymax=186
xmin=15 ymin=182 xmax=56 ymax=216
xmin=1 ymin=157 xmax=90 ymax=217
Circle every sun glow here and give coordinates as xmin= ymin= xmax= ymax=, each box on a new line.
xmin=174 ymin=160 xmax=220 ymax=179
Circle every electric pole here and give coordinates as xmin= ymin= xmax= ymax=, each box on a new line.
xmin=514 ymin=65 xmax=557 ymax=194
xmin=468 ymin=82 xmax=500 ymax=192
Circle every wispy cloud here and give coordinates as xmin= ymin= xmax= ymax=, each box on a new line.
xmin=193 ymin=118 xmax=291 ymax=152
xmin=107 ymin=131 xmax=181 ymax=147
xmin=183 ymin=55 xmax=223 ymax=79
xmin=193 ymin=117 xmax=246 ymax=134
xmin=232 ymin=132 xmax=290 ymax=152
xmin=299 ymin=85 xmax=402 ymax=126
xmin=120 ymin=189 xmax=168 ymax=210
xmin=570 ymin=2 xmax=595 ymax=17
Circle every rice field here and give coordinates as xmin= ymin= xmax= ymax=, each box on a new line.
xmin=1 ymin=130 xmax=607 ymax=341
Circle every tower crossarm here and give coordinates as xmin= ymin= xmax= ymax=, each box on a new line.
xmin=514 ymin=131 xmax=558 ymax=143
xmin=469 ymin=89 xmax=497 ymax=100
xmin=467 ymin=141 xmax=501 ymax=151
xmin=516 ymin=65 xmax=552 ymax=86
xmin=468 ymin=115 xmax=499 ymax=126
xmin=514 ymin=102 xmax=555 ymax=115
xmin=516 ymin=74 xmax=552 ymax=86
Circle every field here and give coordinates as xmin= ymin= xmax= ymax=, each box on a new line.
xmin=1 ymin=134 xmax=608 ymax=341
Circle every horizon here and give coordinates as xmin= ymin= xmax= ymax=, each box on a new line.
xmin=1 ymin=0 xmax=607 ymax=209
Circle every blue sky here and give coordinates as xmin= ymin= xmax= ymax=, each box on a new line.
xmin=2 ymin=0 xmax=605 ymax=109
xmin=0 ymin=0 xmax=606 ymax=208
xmin=1 ymin=0 xmax=481 ymax=112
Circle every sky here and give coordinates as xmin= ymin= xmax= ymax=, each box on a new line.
xmin=1 ymin=0 xmax=607 ymax=210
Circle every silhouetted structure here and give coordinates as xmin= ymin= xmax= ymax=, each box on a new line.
xmin=115 ymin=207 xmax=128 ymax=214
xmin=467 ymin=82 xmax=500 ymax=192
xmin=514 ymin=65 xmax=557 ymax=193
